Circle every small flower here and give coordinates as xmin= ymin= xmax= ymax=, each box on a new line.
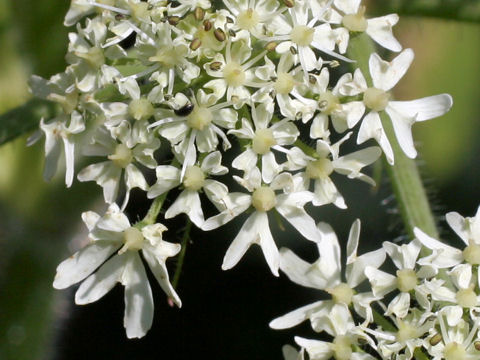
xmin=147 ymin=151 xmax=228 ymax=227
xmin=270 ymin=220 xmax=385 ymax=330
xmin=53 ymin=204 xmax=181 ymax=338
xmin=202 ymin=168 xmax=322 ymax=276
xmin=341 ymin=49 xmax=453 ymax=164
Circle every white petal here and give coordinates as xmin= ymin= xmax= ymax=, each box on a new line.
xmin=75 ymin=253 xmax=126 ymax=304
xmin=143 ymin=248 xmax=182 ymax=307
xmin=165 ymin=190 xmax=205 ymax=228
xmin=385 ymin=292 xmax=410 ymax=318
xmin=370 ymin=49 xmax=414 ymax=91
xmin=295 ymin=337 xmax=332 ymax=360
xmin=414 ymin=227 xmax=463 ymax=268
xmin=279 ymin=248 xmax=329 ymax=289
xmin=276 ymin=193 xmax=321 ymax=242
xmin=388 ymin=94 xmax=453 ymax=122
xmin=358 ymin=111 xmax=394 ymax=164
xmin=122 ymin=253 xmax=154 ymax=339
xmin=269 ymin=300 xmax=326 ymax=329
xmin=222 ymin=212 xmax=279 ymax=276
xmin=364 ymin=266 xmax=397 ymax=298
xmin=312 ymin=177 xmax=346 ymax=209
xmin=53 ymin=242 xmax=118 ymax=289
xmin=445 ymin=211 xmax=469 ymax=244
xmin=366 ymin=14 xmax=401 ymax=52
xmin=202 ymin=193 xmax=251 ymax=230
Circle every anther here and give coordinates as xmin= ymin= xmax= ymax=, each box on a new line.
xmin=194 ymin=7 xmax=205 ymax=21
xmin=203 ymin=20 xmax=212 ymax=31
xmin=265 ymin=41 xmax=277 ymax=51
xmin=209 ymin=61 xmax=223 ymax=71
xmin=190 ymin=38 xmax=202 ymax=50
xmin=214 ymin=28 xmax=226 ymax=42
xmin=168 ymin=16 xmax=180 ymax=25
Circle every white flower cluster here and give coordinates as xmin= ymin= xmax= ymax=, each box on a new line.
xmin=276 ymin=207 xmax=480 ymax=360
xmin=29 ymin=0 xmax=455 ymax=348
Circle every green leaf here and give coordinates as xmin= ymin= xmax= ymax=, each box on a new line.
xmin=0 ymin=99 xmax=57 ymax=146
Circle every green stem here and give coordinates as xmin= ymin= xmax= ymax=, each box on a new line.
xmin=135 ymin=192 xmax=168 ymax=227
xmin=172 ymin=220 xmax=191 ymax=289
xmin=347 ymin=33 xmax=439 ymax=240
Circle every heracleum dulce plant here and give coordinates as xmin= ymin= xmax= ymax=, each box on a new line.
xmin=21 ymin=0 xmax=480 ymax=358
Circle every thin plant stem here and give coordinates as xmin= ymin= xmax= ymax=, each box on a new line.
xmin=172 ymin=219 xmax=191 ymax=289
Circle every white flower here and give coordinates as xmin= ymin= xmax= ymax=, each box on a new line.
xmin=229 ymin=102 xmax=299 ymax=182
xmin=202 ymin=168 xmax=322 ymax=276
xmin=335 ymin=0 xmax=402 ymax=52
xmin=271 ymin=0 xmax=350 ymax=76
xmin=374 ymin=308 xmax=435 ymax=360
xmin=341 ymin=49 xmax=453 ymax=164
xmin=40 ymin=112 xmax=85 ymax=188
xmin=149 ymin=90 xmax=237 ymax=179
xmin=285 ymin=133 xmax=381 ymax=208
xmin=309 ymin=67 xmax=365 ymax=135
xmin=365 ymin=239 xmax=435 ymax=318
xmin=77 ymin=121 xmax=159 ymax=207
xmin=147 ymin=151 xmax=228 ymax=227
xmin=204 ymin=39 xmax=267 ymax=105
xmin=424 ymin=306 xmax=480 ymax=360
xmin=252 ymin=52 xmax=309 ymax=120
xmin=270 ymin=220 xmax=385 ymax=330
xmin=294 ymin=304 xmax=377 ymax=360
xmin=53 ymin=204 xmax=181 ymax=338
xmin=415 ymin=205 xmax=480 ymax=270
xmin=222 ymin=0 xmax=282 ymax=39
xmin=66 ymin=17 xmax=127 ymax=92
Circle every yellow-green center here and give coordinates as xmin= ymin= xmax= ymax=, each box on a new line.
xmin=363 ymin=87 xmax=390 ymax=112
xmin=183 ymin=165 xmax=206 ymax=191
xmin=251 ymin=186 xmax=276 ymax=212
xmin=119 ymin=227 xmax=144 ymax=253
xmin=223 ymin=61 xmax=246 ymax=87
xmin=252 ymin=128 xmax=276 ymax=155
xmin=76 ymin=46 xmax=105 ymax=68
xmin=237 ymin=8 xmax=260 ymax=31
xmin=456 ymin=286 xmax=477 ymax=308
xmin=328 ymin=283 xmax=354 ymax=305
xmin=274 ymin=73 xmax=295 ymax=95
xmin=332 ymin=335 xmax=352 ymax=360
xmin=396 ymin=320 xmax=421 ymax=343
xmin=129 ymin=2 xmax=149 ymax=21
xmin=305 ymin=158 xmax=334 ymax=179
xmin=128 ymin=98 xmax=154 ymax=121
xmin=444 ymin=342 xmax=467 ymax=360
xmin=396 ymin=269 xmax=417 ymax=292
xmin=186 ymin=106 xmax=213 ymax=131
xmin=463 ymin=243 xmax=480 ymax=265
xmin=149 ymin=45 xmax=187 ymax=68
xmin=108 ymin=144 xmax=133 ymax=168
xmin=342 ymin=6 xmax=368 ymax=32
xmin=318 ymin=91 xmax=340 ymax=115
xmin=291 ymin=25 xmax=315 ymax=46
